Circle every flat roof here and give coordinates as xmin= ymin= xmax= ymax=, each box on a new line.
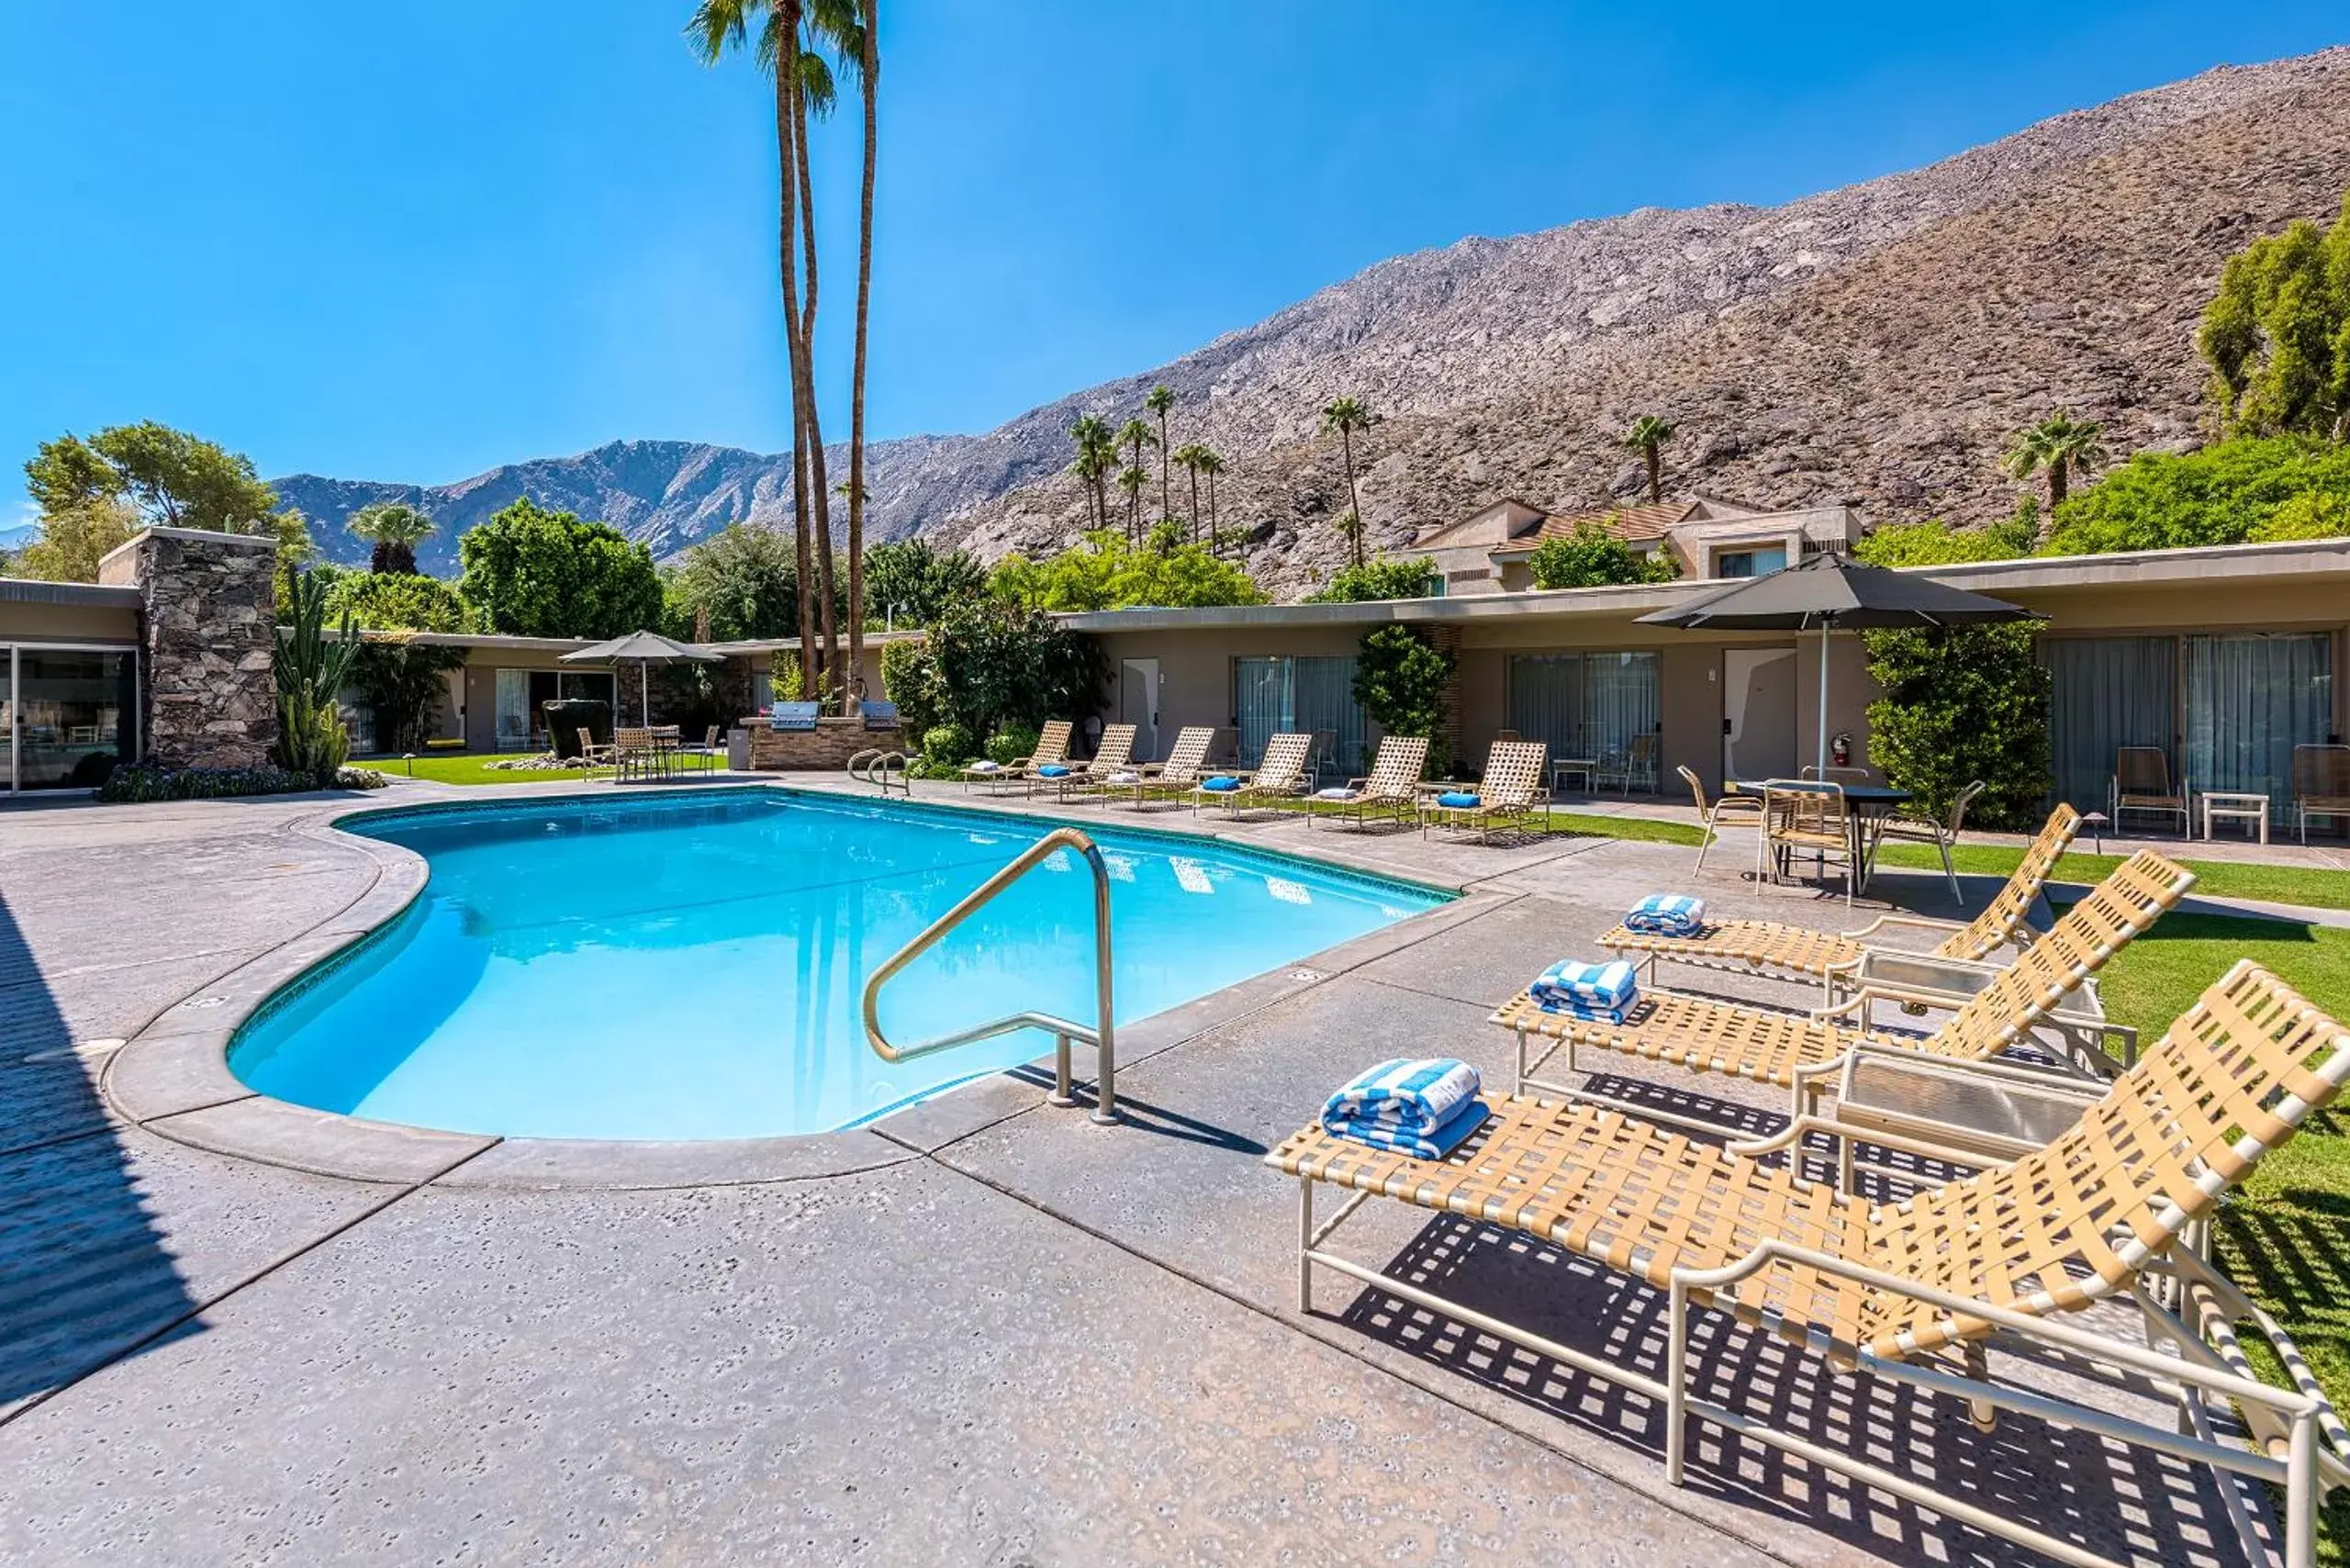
xmin=1059 ymin=537 xmax=2350 ymax=633
xmin=0 ymin=577 xmax=144 ymax=610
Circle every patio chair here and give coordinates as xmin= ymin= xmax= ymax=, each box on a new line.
xmin=1195 ymin=732 xmax=1314 ymax=816
xmin=1678 ymin=765 xmax=1766 ymax=878
xmin=611 ymin=727 xmax=655 ymax=785
xmin=1597 ymin=732 xmax=1660 ymax=795
xmin=576 ymin=727 xmax=616 ymax=775
xmin=1273 ymin=958 xmax=2350 ymax=1568
xmin=1102 ymin=725 xmax=1217 ymax=809
xmin=2292 ymin=743 xmax=2350 ymax=845
xmin=1049 ymin=722 xmax=1137 ymax=802
xmin=1306 ymin=734 xmax=1428 ymax=832
xmin=1420 ymin=740 xmax=1550 ymax=841
xmin=1499 ymin=847 xmax=2192 ymax=1126
xmin=1763 ymin=779 xmax=1855 ymax=905
xmin=1869 ymin=778 xmax=1985 ymax=904
xmin=1604 ymin=803 xmax=2081 ymax=1000
xmin=2111 ymin=745 xmax=2188 ymax=834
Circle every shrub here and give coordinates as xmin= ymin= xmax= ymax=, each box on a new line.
xmin=927 ymin=599 xmax=1108 ymax=736
xmin=986 ymin=725 xmax=1041 ymax=767
xmin=328 ymin=571 xmax=470 ymax=633
xmin=988 ymin=530 xmax=1266 ymax=610
xmin=1863 ymin=624 xmax=2052 ymax=830
xmin=349 ymin=635 xmax=469 ymax=754
xmin=1854 ymin=516 xmax=2033 ymax=567
xmin=1352 ymin=624 xmax=1455 ymax=779
xmin=1528 ymin=522 xmax=1677 ymax=588
xmin=879 ymin=639 xmax=943 ymax=738
xmin=911 ymin=722 xmax=976 ymax=779
xmin=1306 ymin=555 xmax=1440 ymax=603
xmin=2042 ymin=437 xmax=2350 ymax=554
xmin=97 ymin=765 xmax=386 ymax=803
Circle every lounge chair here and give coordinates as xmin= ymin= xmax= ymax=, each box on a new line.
xmin=1603 ymin=803 xmax=2081 ymax=998
xmin=1050 ymin=722 xmax=1137 ymax=802
xmin=958 ymin=719 xmax=1074 ymax=793
xmin=1501 ymin=847 xmax=2191 ymax=1125
xmin=1420 ymin=740 xmax=1550 ymax=841
xmin=1306 ymin=735 xmax=1428 ymax=832
xmin=1272 ymin=958 xmax=2350 ymax=1568
xmin=1102 ymin=725 xmax=1217 ymax=810
xmin=1195 ymin=732 xmax=1314 ymax=816
xmin=2111 ymin=745 xmax=2188 ymax=834
xmin=2293 ymin=743 xmax=2350 ymax=845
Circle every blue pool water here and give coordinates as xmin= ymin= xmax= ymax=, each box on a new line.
xmin=230 ymin=791 xmax=1446 ymax=1141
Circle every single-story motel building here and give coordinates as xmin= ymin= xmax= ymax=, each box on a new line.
xmin=0 ymin=523 xmax=2344 ymax=826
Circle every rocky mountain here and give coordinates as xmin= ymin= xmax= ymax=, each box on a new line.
xmin=277 ymin=47 xmax=2350 ymax=598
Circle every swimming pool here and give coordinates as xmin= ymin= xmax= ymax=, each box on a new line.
xmin=230 ymin=790 xmax=1448 ymax=1141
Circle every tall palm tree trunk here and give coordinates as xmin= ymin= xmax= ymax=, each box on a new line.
xmin=788 ymin=49 xmax=839 ymax=697
xmin=1339 ymin=430 xmax=1362 ymax=569
xmin=773 ymin=45 xmax=818 ymax=679
xmin=2048 ymin=462 xmax=2068 ymax=511
xmin=1187 ymin=464 xmax=1201 ymax=546
xmin=1206 ymin=465 xmax=1219 ymax=554
xmin=845 ymin=0 xmax=878 ymax=703
xmin=1644 ymin=443 xmax=1662 ymax=503
xmin=1156 ymin=409 xmax=1169 ymax=524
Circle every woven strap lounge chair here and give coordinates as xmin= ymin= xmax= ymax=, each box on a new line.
xmin=1103 ymin=725 xmax=1218 ymax=808
xmin=1196 ymin=732 xmax=1313 ymax=815
xmin=1500 ymin=847 xmax=2192 ymax=1126
xmin=1051 ymin=722 xmax=1137 ymax=801
xmin=1307 ymin=735 xmax=1428 ymax=832
xmin=1420 ymin=740 xmax=1550 ymax=841
xmin=1273 ymin=958 xmax=2350 ymax=1568
xmin=1602 ymin=803 xmax=2083 ymax=998
xmin=958 ymin=719 xmax=1073 ymax=793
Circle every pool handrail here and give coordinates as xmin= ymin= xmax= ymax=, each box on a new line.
xmin=860 ymin=825 xmax=1119 ymax=1124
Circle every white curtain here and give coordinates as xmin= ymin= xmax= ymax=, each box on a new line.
xmin=2185 ymin=633 xmax=2333 ymax=809
xmin=2042 ymin=636 xmax=2177 ymax=812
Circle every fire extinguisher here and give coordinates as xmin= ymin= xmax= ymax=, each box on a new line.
xmin=1831 ymin=732 xmax=1852 ymax=768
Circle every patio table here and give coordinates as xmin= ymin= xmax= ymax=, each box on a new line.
xmin=1729 ymin=779 xmax=1912 ymax=896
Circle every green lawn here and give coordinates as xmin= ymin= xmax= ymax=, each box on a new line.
xmin=2078 ymin=910 xmax=2350 ymax=1559
xmin=1877 ymin=840 xmax=2350 ymax=912
xmin=357 ymin=754 xmax=603 ymax=787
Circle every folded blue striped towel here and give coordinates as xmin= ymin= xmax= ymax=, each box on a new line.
xmin=1529 ymin=958 xmax=1639 ymax=1023
xmin=1321 ymin=1058 xmax=1482 ymax=1133
xmin=1323 ymin=1094 xmax=1490 ymax=1160
xmin=1623 ymin=893 xmax=1706 ymax=936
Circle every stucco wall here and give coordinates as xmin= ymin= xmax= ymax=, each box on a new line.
xmin=0 ymin=601 xmax=140 ymax=644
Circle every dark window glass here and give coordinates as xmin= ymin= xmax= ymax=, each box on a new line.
xmin=15 ymin=648 xmax=137 ymax=790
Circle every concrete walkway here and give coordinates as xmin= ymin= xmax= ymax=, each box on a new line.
xmin=0 ymin=775 xmax=2289 ymax=1566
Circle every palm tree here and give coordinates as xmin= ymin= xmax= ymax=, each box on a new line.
xmin=1334 ymin=509 xmax=1364 ymax=570
xmin=1115 ymin=465 xmax=1147 ymax=538
xmin=346 ymin=502 xmax=435 ymax=576
xmin=1069 ymin=413 xmax=1114 ymax=532
xmin=1171 ymin=443 xmax=1211 ymax=544
xmin=1145 ymin=384 xmax=1175 ymax=523
xmin=789 ymin=33 xmax=843 ymax=694
xmin=688 ymin=0 xmax=820 ymax=678
xmin=1319 ymin=397 xmax=1371 ymax=568
xmin=1619 ymin=415 xmax=1675 ymax=503
xmin=1116 ymin=418 xmax=1158 ymax=542
xmin=2003 ymin=410 xmax=2108 ymax=522
xmin=1195 ymin=446 xmax=1226 ymax=554
xmin=813 ymin=0 xmax=877 ymax=700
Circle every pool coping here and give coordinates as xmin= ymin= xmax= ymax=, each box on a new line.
xmin=100 ymin=781 xmax=1496 ymax=1190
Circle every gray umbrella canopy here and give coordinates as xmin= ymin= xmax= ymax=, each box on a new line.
xmin=1637 ymin=552 xmax=2042 ymax=776
xmin=559 ymin=632 xmax=723 ymax=726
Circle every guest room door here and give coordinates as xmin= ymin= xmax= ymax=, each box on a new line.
xmin=1120 ymin=659 xmax=1160 ymax=759
xmin=1722 ymin=649 xmax=1797 ymax=783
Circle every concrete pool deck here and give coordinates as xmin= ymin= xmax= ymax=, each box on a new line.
xmin=0 ymin=775 xmax=2306 ymax=1566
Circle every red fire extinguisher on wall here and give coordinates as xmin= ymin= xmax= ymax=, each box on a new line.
xmin=1831 ymin=732 xmax=1852 ymax=768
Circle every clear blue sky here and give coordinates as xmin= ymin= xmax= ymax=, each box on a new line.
xmin=2 ymin=1 xmax=2344 ymax=523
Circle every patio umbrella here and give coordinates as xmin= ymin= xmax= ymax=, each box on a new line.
xmin=559 ymin=630 xmax=722 ymax=728
xmin=1636 ymin=552 xmax=2042 ymax=778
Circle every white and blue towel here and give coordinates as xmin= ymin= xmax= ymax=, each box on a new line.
xmin=1623 ymin=893 xmax=1706 ymax=937
xmin=1320 ymin=1058 xmax=1488 ymax=1159
xmin=1529 ymin=958 xmax=1639 ymax=1023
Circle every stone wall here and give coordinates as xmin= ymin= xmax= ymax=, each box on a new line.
xmin=745 ymin=716 xmax=902 ymax=771
xmin=98 ymin=527 xmax=279 ymax=770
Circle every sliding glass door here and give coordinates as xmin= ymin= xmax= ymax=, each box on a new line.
xmin=2185 ymin=633 xmax=2333 ymax=810
xmin=1506 ymin=652 xmax=1660 ymax=765
xmin=1233 ymin=655 xmax=1363 ymax=774
xmin=2042 ymin=636 xmax=2177 ymax=813
xmin=5 ymin=645 xmax=140 ymax=791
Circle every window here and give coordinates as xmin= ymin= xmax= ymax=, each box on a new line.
xmin=5 ymin=644 xmax=139 ymax=791
xmin=1714 ymin=545 xmax=1787 ymax=579
xmin=1506 ymin=652 xmax=1660 ymax=765
xmin=1234 ymin=655 xmax=1364 ymax=776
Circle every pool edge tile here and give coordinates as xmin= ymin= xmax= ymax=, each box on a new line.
xmin=145 ymin=1096 xmax=497 ymax=1184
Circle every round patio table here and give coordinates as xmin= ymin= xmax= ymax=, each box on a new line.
xmin=1729 ymin=779 xmax=1913 ymax=896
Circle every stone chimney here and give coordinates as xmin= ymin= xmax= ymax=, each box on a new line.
xmin=98 ymin=526 xmax=280 ymax=770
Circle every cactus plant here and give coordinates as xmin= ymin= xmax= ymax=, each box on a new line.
xmin=274 ymin=568 xmax=360 ymax=786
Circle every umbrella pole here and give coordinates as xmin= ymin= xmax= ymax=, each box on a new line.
xmin=1817 ymin=622 xmax=1831 ymax=778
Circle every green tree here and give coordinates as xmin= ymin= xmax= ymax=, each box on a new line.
xmin=26 ymin=421 xmax=280 ymax=534
xmin=1115 ymin=418 xmax=1157 ymax=539
xmin=1863 ymin=626 xmax=2052 ymax=830
xmin=2252 ymin=490 xmax=2350 ymax=542
xmin=1069 ymin=412 xmax=1116 ymax=532
xmin=349 ymin=636 xmax=470 ymax=754
xmin=1306 ymin=554 xmax=1441 ymax=603
xmin=1171 ymin=442 xmax=1212 ymax=545
xmin=878 ymin=636 xmax=944 ymax=736
xmin=2199 ymin=191 xmax=2350 ymax=440
xmin=1352 ymin=624 xmax=1454 ymax=780
xmin=456 ymin=498 xmax=665 ymax=639
xmin=665 ymin=521 xmax=803 ymax=641
xmin=927 ymin=598 xmax=1108 ymax=736
xmin=1145 ymin=383 xmax=1176 ymax=524
xmin=345 ymin=502 xmax=437 ymax=575
xmin=1852 ymin=515 xmax=2036 ymax=567
xmin=1618 ymin=415 xmax=1675 ymax=504
xmin=2042 ymin=436 xmax=2350 ymax=554
xmin=2002 ymin=411 xmax=2107 ymax=521
xmin=818 ymin=0 xmax=879 ymax=712
xmin=1194 ymin=445 xmax=1226 ymax=553
xmin=8 ymin=497 xmax=139 ymax=583
xmin=1527 ymin=521 xmax=1676 ymax=588
xmin=328 ymin=571 xmax=471 ymax=633
xmin=1319 ymin=396 xmax=1371 ymax=567
xmin=862 ymin=536 xmax=988 ymax=626
xmin=988 ymin=530 xmax=1264 ymax=611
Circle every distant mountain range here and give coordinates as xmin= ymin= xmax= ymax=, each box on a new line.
xmin=274 ymin=46 xmax=2350 ymax=597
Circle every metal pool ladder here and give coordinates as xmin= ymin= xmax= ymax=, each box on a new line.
xmin=860 ymin=826 xmax=1118 ymax=1124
